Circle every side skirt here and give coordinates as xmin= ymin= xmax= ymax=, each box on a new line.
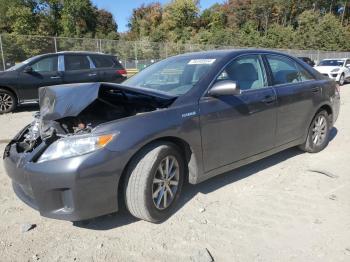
xmin=19 ymin=99 xmax=39 ymax=105
xmin=194 ymin=139 xmax=303 ymax=184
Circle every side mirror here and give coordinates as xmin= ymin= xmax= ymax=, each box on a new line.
xmin=208 ymin=80 xmax=241 ymax=97
xmin=23 ymin=66 xmax=33 ymax=73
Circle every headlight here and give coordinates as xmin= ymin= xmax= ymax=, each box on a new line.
xmin=331 ymin=68 xmax=340 ymax=72
xmin=38 ymin=134 xmax=115 ymax=163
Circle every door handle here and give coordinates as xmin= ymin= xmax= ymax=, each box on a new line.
xmin=88 ymin=73 xmax=97 ymax=77
xmin=311 ymin=87 xmax=320 ymax=93
xmin=50 ymin=76 xmax=61 ymax=79
xmin=261 ymin=95 xmax=276 ymax=104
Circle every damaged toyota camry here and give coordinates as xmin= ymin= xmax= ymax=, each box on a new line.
xmin=3 ymin=50 xmax=340 ymax=223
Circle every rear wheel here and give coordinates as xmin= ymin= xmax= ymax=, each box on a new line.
xmin=339 ymin=73 xmax=345 ymax=86
xmin=0 ymin=89 xmax=17 ymax=114
xmin=124 ymin=142 xmax=185 ymax=223
xmin=299 ymin=110 xmax=330 ymax=153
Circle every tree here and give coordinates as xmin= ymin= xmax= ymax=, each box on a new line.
xmin=95 ymin=9 xmax=119 ymax=39
xmin=60 ymin=0 xmax=97 ymax=37
xmin=7 ymin=6 xmax=38 ymax=35
xmin=127 ymin=3 xmax=163 ymax=41
xmin=162 ymin=0 xmax=199 ymax=42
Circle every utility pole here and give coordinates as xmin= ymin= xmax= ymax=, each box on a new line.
xmin=342 ymin=0 xmax=348 ymax=25
xmin=0 ymin=35 xmax=5 ymax=71
xmin=54 ymin=37 xmax=58 ymax=53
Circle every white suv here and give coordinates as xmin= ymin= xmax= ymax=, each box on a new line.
xmin=314 ymin=58 xmax=350 ymax=85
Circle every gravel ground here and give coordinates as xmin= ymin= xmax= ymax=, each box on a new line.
xmin=0 ymin=86 xmax=350 ymax=262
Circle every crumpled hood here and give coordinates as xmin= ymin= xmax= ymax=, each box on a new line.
xmin=314 ymin=66 xmax=341 ymax=74
xmin=38 ymin=82 xmax=176 ymax=137
xmin=39 ymin=82 xmax=101 ymax=122
xmin=39 ymin=82 xmax=176 ymax=121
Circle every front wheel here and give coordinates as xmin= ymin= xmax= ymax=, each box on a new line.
xmin=124 ymin=142 xmax=185 ymax=223
xmin=299 ymin=110 xmax=330 ymax=153
xmin=0 ymin=89 xmax=17 ymax=114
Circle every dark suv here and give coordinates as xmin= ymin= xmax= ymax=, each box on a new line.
xmin=0 ymin=52 xmax=127 ymax=113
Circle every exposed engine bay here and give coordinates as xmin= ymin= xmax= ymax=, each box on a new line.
xmin=16 ymin=83 xmax=176 ymax=153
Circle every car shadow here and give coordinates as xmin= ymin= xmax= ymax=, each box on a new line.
xmin=13 ymin=104 xmax=39 ymax=113
xmin=329 ymin=127 xmax=338 ymax=142
xmin=74 ymin=146 xmax=307 ymax=230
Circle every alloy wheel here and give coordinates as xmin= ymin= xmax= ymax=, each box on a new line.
xmin=312 ymin=115 xmax=328 ymax=146
xmin=152 ymin=155 xmax=180 ymax=210
xmin=0 ymin=92 xmax=14 ymax=113
xmin=339 ymin=75 xmax=345 ymax=85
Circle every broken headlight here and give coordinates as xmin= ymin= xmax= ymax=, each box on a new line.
xmin=37 ymin=134 xmax=115 ymax=163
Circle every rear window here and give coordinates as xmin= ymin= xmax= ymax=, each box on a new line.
xmin=65 ymin=55 xmax=90 ymax=71
xmin=91 ymin=55 xmax=123 ymax=69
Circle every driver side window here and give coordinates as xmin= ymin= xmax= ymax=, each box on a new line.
xmin=31 ymin=56 xmax=58 ymax=73
xmin=217 ymin=55 xmax=267 ymax=91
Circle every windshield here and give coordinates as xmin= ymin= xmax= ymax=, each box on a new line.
xmin=318 ymin=60 xmax=345 ymax=67
xmin=6 ymin=56 xmax=37 ymax=71
xmin=124 ymin=56 xmax=218 ymax=96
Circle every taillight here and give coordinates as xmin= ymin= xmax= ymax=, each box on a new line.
xmin=116 ymin=69 xmax=127 ymax=78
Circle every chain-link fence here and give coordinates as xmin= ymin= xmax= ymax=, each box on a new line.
xmin=1 ymin=34 xmax=350 ymax=72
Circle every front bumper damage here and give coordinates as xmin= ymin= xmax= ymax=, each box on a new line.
xmin=3 ymin=128 xmax=124 ymax=221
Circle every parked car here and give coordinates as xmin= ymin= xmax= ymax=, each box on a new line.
xmin=3 ymin=50 xmax=340 ymax=223
xmin=314 ymin=58 xmax=350 ymax=85
xmin=298 ymin=57 xmax=315 ymax=67
xmin=0 ymin=51 xmax=127 ymax=113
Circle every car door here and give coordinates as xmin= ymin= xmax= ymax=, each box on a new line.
xmin=344 ymin=59 xmax=350 ymax=79
xmin=63 ymin=54 xmax=99 ymax=84
xmin=199 ymin=54 xmax=277 ymax=172
xmin=90 ymin=55 xmax=127 ymax=83
xmin=264 ymin=54 xmax=321 ymax=146
xmin=17 ymin=55 xmax=63 ymax=101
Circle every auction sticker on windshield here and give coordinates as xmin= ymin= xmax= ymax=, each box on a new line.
xmin=188 ymin=59 xmax=216 ymax=65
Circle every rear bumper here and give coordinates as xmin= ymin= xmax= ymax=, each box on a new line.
xmin=3 ymin=139 xmax=125 ymax=221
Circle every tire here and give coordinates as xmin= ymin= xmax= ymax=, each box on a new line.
xmin=0 ymin=88 xmax=17 ymax=114
xmin=339 ymin=73 xmax=345 ymax=86
xmin=124 ymin=142 xmax=185 ymax=223
xmin=299 ymin=110 xmax=331 ymax=153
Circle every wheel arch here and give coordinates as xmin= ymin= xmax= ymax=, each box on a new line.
xmin=301 ymin=102 xmax=334 ymax=142
xmin=318 ymin=104 xmax=333 ymax=117
xmin=118 ymin=136 xmax=201 ymax=199
xmin=0 ymin=85 xmax=19 ymax=103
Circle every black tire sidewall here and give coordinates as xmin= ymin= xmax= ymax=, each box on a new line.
xmin=339 ymin=74 xmax=345 ymax=86
xmin=306 ymin=111 xmax=330 ymax=153
xmin=144 ymin=144 xmax=185 ymax=222
xmin=0 ymin=89 xmax=16 ymax=113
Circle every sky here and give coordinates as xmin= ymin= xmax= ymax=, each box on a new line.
xmin=92 ymin=0 xmax=225 ymax=32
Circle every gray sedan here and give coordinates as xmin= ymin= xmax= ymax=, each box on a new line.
xmin=3 ymin=49 xmax=340 ymax=223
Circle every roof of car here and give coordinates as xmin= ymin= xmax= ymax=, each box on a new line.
xmin=175 ymin=48 xmax=298 ymax=58
xmin=33 ymin=51 xmax=112 ymax=59
xmin=322 ymin=58 xmax=349 ymax=60
xmin=56 ymin=51 xmax=107 ymax=55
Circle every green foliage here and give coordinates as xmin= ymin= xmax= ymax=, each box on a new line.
xmin=95 ymin=9 xmax=119 ymax=40
xmin=1 ymin=0 xmax=350 ymax=58
xmin=7 ymin=6 xmax=38 ymax=35
xmin=0 ymin=0 xmax=119 ymax=38
xmin=60 ymin=0 xmax=97 ymax=37
xmin=123 ymin=0 xmax=350 ymax=52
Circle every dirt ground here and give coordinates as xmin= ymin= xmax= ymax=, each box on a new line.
xmin=1 ymin=86 xmax=350 ymax=262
